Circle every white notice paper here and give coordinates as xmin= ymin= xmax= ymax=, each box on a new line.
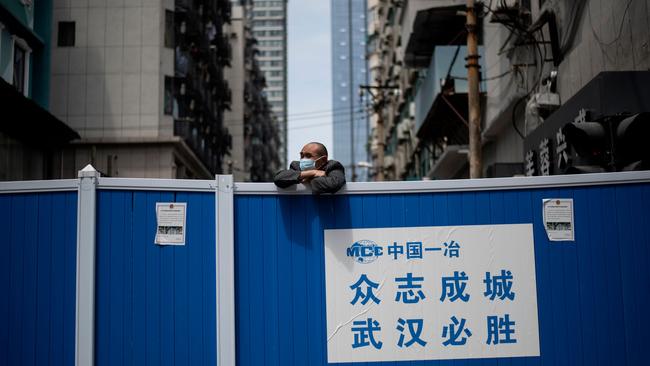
xmin=155 ymin=202 xmax=187 ymax=245
xmin=324 ymin=224 xmax=539 ymax=363
xmin=542 ymin=198 xmax=574 ymax=241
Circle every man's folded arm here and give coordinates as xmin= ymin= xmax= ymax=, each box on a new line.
xmin=273 ymin=167 xmax=301 ymax=188
xmin=311 ymin=165 xmax=346 ymax=194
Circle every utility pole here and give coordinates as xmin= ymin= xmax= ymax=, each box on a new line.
xmin=375 ymin=95 xmax=385 ymax=181
xmin=466 ymin=0 xmax=482 ymax=178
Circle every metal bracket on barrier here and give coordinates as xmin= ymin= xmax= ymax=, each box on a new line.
xmin=76 ymin=164 xmax=99 ymax=366
xmin=215 ymin=175 xmax=235 ymax=366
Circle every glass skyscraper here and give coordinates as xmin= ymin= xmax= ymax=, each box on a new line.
xmin=331 ymin=0 xmax=369 ymax=181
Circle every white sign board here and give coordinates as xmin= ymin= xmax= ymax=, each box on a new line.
xmin=543 ymin=198 xmax=574 ymax=241
xmin=324 ymin=224 xmax=539 ymax=363
xmin=155 ymin=202 xmax=187 ymax=245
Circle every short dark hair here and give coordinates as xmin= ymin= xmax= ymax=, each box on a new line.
xmin=307 ymin=142 xmax=328 ymax=157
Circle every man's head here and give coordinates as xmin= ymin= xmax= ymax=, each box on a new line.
xmin=300 ymin=142 xmax=328 ymax=170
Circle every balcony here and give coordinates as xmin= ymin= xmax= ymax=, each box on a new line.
xmin=413 ymin=46 xmax=485 ymax=133
xmin=401 ymin=0 xmax=478 ymax=68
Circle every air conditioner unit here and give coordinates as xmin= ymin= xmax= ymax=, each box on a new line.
xmin=533 ymin=91 xmax=560 ymax=110
xmin=383 ymin=155 xmax=394 ymax=168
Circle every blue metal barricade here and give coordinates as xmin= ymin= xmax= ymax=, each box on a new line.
xmin=233 ymin=183 xmax=650 ymax=366
xmin=94 ymin=190 xmax=217 ymax=366
xmin=2 ymin=171 xmax=650 ymax=365
xmin=0 ymin=191 xmax=77 ymax=366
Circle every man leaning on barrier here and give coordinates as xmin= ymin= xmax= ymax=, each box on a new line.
xmin=274 ymin=142 xmax=346 ymax=194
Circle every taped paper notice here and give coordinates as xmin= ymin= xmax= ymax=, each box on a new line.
xmin=542 ymin=198 xmax=574 ymax=241
xmin=155 ymin=202 xmax=187 ymax=245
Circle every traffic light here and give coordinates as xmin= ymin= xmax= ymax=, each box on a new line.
xmin=615 ymin=112 xmax=650 ymax=170
xmin=561 ymin=113 xmax=649 ymax=173
xmin=561 ymin=119 xmax=610 ymax=174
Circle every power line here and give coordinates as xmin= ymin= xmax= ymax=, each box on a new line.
xmin=219 ymin=107 xmax=368 ymax=127
xmin=226 ymin=109 xmax=373 ymax=136
xmin=588 ymin=0 xmax=633 ymax=47
xmin=284 ymin=105 xmax=366 ymax=117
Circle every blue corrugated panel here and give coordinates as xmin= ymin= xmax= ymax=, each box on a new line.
xmin=95 ymin=191 xmax=216 ymax=366
xmin=234 ymin=183 xmax=650 ymax=365
xmin=0 ymin=192 xmax=77 ymax=366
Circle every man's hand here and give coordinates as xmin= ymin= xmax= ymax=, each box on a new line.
xmin=299 ymin=170 xmax=326 ymax=183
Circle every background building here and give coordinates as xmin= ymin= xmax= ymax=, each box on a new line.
xmin=493 ymin=0 xmax=650 ymax=176
xmin=250 ymin=0 xmax=287 ymax=166
xmin=0 ymin=0 xmax=79 ymax=181
xmin=367 ymin=0 xmax=484 ymax=180
xmin=331 ymin=0 xmax=369 ymax=182
xmin=368 ymin=0 xmax=650 ymax=180
xmin=49 ymin=0 xmax=232 ymax=178
xmin=224 ymin=1 xmax=280 ymax=181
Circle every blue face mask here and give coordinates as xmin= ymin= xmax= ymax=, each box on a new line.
xmin=299 ymin=159 xmax=315 ymax=171
xmin=299 ymin=156 xmax=323 ymax=171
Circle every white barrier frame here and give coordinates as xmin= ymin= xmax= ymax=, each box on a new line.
xmin=216 ymin=175 xmax=236 ymax=366
xmin=0 ymin=179 xmax=78 ymax=193
xmin=234 ymin=170 xmax=650 ymax=195
xmin=76 ymin=166 xmax=99 ymax=366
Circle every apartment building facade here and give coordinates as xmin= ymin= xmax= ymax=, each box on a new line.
xmin=224 ymin=2 xmax=280 ymax=181
xmin=368 ymin=0 xmax=650 ymax=180
xmin=250 ymin=0 xmax=287 ymax=165
xmin=1 ymin=0 xmax=79 ymax=180
xmin=50 ymin=0 xmax=232 ymax=178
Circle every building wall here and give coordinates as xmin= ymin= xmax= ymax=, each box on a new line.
xmin=224 ymin=2 xmax=280 ymax=182
xmin=368 ymin=0 xmax=650 ymax=181
xmin=50 ymin=0 xmax=173 ymax=140
xmin=482 ymin=0 xmax=650 ymax=175
xmin=47 ymin=0 xmax=233 ymax=179
xmin=331 ymin=0 xmax=369 ymax=182
xmin=0 ymin=0 xmax=42 ymax=100
xmin=0 ymin=0 xmax=74 ymax=181
xmin=224 ymin=5 xmax=246 ymax=181
xmin=61 ymin=143 xmax=176 ymax=178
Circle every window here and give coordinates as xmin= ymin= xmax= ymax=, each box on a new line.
xmin=164 ymin=76 xmax=173 ymax=115
xmin=13 ymin=42 xmax=28 ymax=94
xmin=57 ymin=21 xmax=75 ymax=47
xmin=253 ymin=20 xmax=283 ymax=27
xmin=164 ymin=10 xmax=174 ymax=48
xmin=259 ymin=40 xmax=282 ymax=47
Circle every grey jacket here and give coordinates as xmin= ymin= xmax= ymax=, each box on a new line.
xmin=273 ymin=160 xmax=346 ymax=194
